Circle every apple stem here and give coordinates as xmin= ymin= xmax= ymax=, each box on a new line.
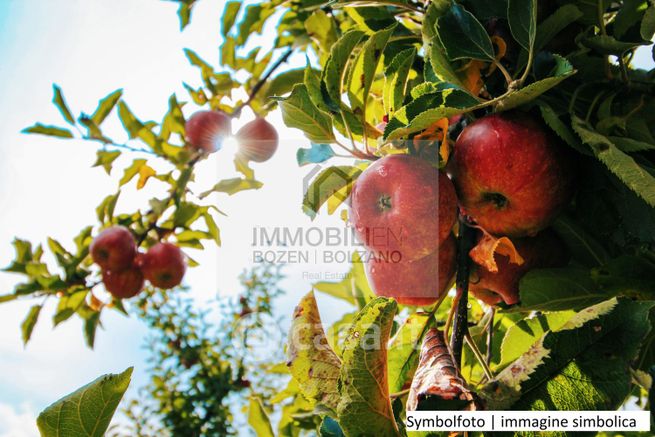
xmin=450 ymin=216 xmax=476 ymax=368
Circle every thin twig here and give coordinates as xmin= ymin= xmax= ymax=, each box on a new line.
xmin=450 ymin=217 xmax=476 ymax=368
xmin=465 ymin=332 xmax=493 ymax=381
xmin=233 ymin=48 xmax=294 ymax=117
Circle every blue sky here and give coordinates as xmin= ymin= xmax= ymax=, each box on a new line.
xmin=0 ymin=1 xmax=352 ymax=435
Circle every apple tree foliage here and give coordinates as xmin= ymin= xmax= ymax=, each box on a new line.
xmin=3 ymin=0 xmax=655 ymax=435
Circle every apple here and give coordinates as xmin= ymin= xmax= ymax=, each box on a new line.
xmin=469 ymin=229 xmax=568 ymax=306
xmin=185 ymin=110 xmax=232 ymax=153
xmin=90 ymin=226 xmax=137 ymax=272
xmin=365 ymin=234 xmax=456 ymax=306
xmin=102 ymin=265 xmax=145 ymax=299
xmin=235 ymin=117 xmax=278 ymax=162
xmin=350 ymin=155 xmax=457 ymax=262
xmin=452 ymin=112 xmax=574 ymax=237
xmin=139 ymin=242 xmax=186 ymax=289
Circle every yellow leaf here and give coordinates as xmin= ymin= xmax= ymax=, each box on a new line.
xmin=136 ymin=164 xmax=156 ymax=190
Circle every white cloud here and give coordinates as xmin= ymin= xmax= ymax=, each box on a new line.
xmin=0 ymin=403 xmax=38 ymax=437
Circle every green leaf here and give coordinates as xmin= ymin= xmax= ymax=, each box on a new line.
xmin=287 ymin=291 xmax=341 ymax=412
xmin=517 ymin=268 xmax=610 ymax=312
xmin=304 ymin=64 xmax=333 ymax=114
xmin=176 ymin=1 xmax=196 ymax=30
xmin=54 ymin=289 xmax=88 ymax=326
xmin=91 ymin=89 xmax=122 ymax=126
xmin=482 ymin=299 xmax=653 ymax=410
xmin=347 ymin=24 xmax=396 ymax=112
xmin=535 ymin=4 xmax=583 ymax=52
xmin=302 ymin=165 xmax=362 ymax=219
xmin=516 ymin=4 xmax=583 ymax=69
xmin=0 ymin=294 xmax=18 ymax=303
xmin=313 ymin=252 xmax=372 ymax=308
xmin=641 ymin=6 xmax=655 ymax=40
xmin=95 ymin=192 xmax=120 ymax=224
xmin=22 ymin=123 xmax=74 ymax=138
xmin=236 ymin=4 xmax=274 ymax=46
xmin=296 ymin=143 xmax=335 ymax=166
xmin=386 ymin=87 xmax=479 ymax=140
xmin=582 ymin=34 xmax=647 ymax=55
xmin=119 ymin=159 xmax=147 ymax=186
xmin=337 ymin=298 xmax=400 ymax=437
xmin=21 ymin=305 xmax=42 ymax=345
xmin=221 ymin=1 xmax=241 ymax=36
xmin=507 ymin=0 xmax=537 ymax=51
xmin=537 ymin=101 xmax=588 ymax=154
xmin=422 ymin=4 xmax=466 ymax=89
xmin=552 ymin=215 xmax=609 ymax=267
xmin=248 ymin=397 xmax=275 ymax=437
xmin=496 ymin=55 xmax=576 ymax=112
xmin=277 ymin=84 xmax=335 ymax=143
xmin=613 ymin=0 xmax=648 ymax=39
xmin=93 ymin=150 xmax=121 ymax=175
xmin=84 ymin=312 xmax=101 ymax=349
xmin=323 ymin=30 xmax=366 ymax=105
xmin=498 ymin=310 xmax=575 ymax=369
xmin=572 ymin=116 xmax=655 ymax=207
xmin=305 ymin=9 xmax=338 ymax=53
xmin=387 ymin=313 xmax=432 ymax=394
xmin=383 ymin=48 xmax=416 ymax=116
xmin=609 ymin=136 xmax=655 ymax=152
xmin=52 ymin=85 xmax=75 ymax=125
xmin=437 ymin=3 xmax=494 ymax=61
xmin=37 ymin=367 xmax=133 ymax=437
xmin=199 ymin=178 xmax=263 ymax=198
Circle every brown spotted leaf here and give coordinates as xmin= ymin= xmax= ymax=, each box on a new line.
xmin=337 ymin=298 xmax=400 ymax=437
xmin=469 ymin=231 xmax=524 ymax=273
xmin=286 ymin=291 xmax=341 ymax=413
xmin=407 ymin=328 xmax=477 ymax=411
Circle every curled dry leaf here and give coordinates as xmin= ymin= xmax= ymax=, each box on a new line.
xmin=407 ymin=328 xmax=479 ymax=411
xmin=469 ymin=229 xmax=524 ymax=273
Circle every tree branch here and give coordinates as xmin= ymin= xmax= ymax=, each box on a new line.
xmin=450 ymin=216 xmax=476 ymax=368
xmin=232 ymin=48 xmax=294 ymax=117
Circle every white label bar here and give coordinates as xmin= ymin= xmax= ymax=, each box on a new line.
xmin=404 ymin=411 xmax=650 ymax=432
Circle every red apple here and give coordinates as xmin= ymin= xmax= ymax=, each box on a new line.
xmin=102 ymin=265 xmax=145 ymax=299
xmin=452 ymin=112 xmax=574 ymax=237
xmin=185 ymin=110 xmax=231 ymax=153
xmin=235 ymin=117 xmax=278 ymax=162
xmin=366 ymin=234 xmax=456 ymax=306
xmin=90 ymin=226 xmax=137 ymax=272
xmin=350 ymin=155 xmax=457 ymax=262
xmin=139 ymin=242 xmax=186 ymax=289
xmin=469 ymin=229 xmax=568 ymax=306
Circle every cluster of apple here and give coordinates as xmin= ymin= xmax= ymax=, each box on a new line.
xmin=351 ymin=112 xmax=573 ymax=307
xmin=350 ymin=155 xmax=458 ymax=306
xmin=90 ymin=226 xmax=186 ymax=299
xmin=184 ymin=110 xmax=279 ymax=162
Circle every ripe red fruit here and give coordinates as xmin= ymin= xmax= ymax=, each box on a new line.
xmin=102 ymin=265 xmax=145 ymax=299
xmin=235 ymin=117 xmax=279 ymax=162
xmin=185 ymin=110 xmax=232 ymax=153
xmin=350 ymin=155 xmax=457 ymax=262
xmin=469 ymin=230 xmax=568 ymax=306
xmin=90 ymin=226 xmax=137 ymax=272
xmin=139 ymin=242 xmax=186 ymax=289
xmin=452 ymin=112 xmax=574 ymax=237
xmin=366 ymin=234 xmax=456 ymax=306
